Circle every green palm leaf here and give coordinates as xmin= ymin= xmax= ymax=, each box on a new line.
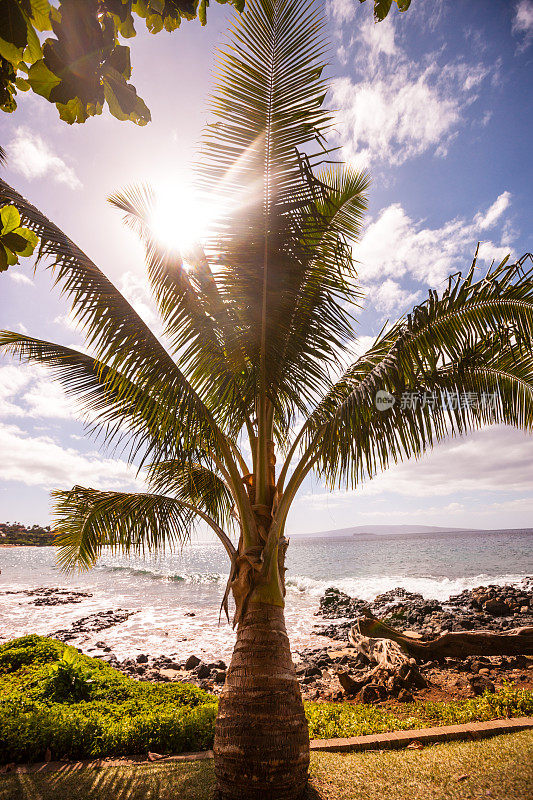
xmin=199 ymin=0 xmax=338 ymax=411
xmin=107 ymin=184 xmax=255 ymax=435
xmin=304 ymin=255 xmax=533 ymax=485
xmin=0 ymin=180 xmax=229 ymax=459
xmin=148 ymin=459 xmax=236 ymax=532
xmin=53 ymin=487 xmax=194 ymax=572
xmin=0 ymin=332 xmax=198 ymax=464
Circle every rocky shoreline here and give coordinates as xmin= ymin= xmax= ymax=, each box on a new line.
xmin=291 ymin=578 xmax=533 ymax=704
xmin=315 ymin=578 xmax=533 ymax=640
xmin=38 ymin=578 xmax=531 ymax=707
xmin=3 ymin=579 xmax=531 ymax=706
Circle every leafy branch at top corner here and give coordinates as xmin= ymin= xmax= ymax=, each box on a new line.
xmin=0 ymin=0 xmax=245 ymax=126
xmin=359 ymin=0 xmax=411 ymax=23
xmin=0 ymin=203 xmax=38 ymax=272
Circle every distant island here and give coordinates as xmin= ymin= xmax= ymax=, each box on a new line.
xmin=0 ymin=523 xmax=55 ymax=546
xmin=293 ymin=524 xmax=533 ymax=539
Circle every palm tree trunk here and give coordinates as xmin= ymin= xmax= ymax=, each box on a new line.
xmin=214 ymin=601 xmax=310 ymax=799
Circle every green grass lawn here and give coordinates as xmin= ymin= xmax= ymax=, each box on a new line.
xmin=0 ymin=732 xmax=531 ymax=800
xmin=2 ymin=635 xmax=533 ymax=766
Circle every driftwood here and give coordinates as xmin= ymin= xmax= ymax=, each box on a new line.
xmin=348 ymin=630 xmax=409 ymax=670
xmin=352 ymin=611 xmax=533 ymax=658
xmin=338 ymin=629 xmax=426 ymax=697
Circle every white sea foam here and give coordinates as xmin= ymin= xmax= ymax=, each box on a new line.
xmin=285 ymin=573 xmax=528 ymax=602
xmin=97 ymin=564 xmax=227 ymax=584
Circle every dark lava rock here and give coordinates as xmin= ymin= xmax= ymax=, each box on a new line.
xmin=397 ymin=689 xmax=414 ymax=702
xmin=304 ymin=665 xmax=322 ymax=678
xmin=374 ymin=587 xmax=424 ymax=605
xmin=483 ymin=598 xmax=511 ymax=616
xmin=214 ymin=670 xmax=226 ymax=684
xmin=469 ymin=674 xmax=495 ymax=696
xmin=195 ymin=663 xmax=211 ymax=679
xmin=136 ymin=654 xmax=149 ymax=664
xmin=317 ymin=588 xmax=369 ymax=619
xmin=185 ymin=655 xmax=201 ymax=670
xmin=48 ymin=609 xmax=135 ymax=641
xmin=358 ymin=683 xmax=388 ymax=703
xmin=315 ymin=577 xmax=533 ymax=641
xmin=337 ymin=671 xmax=366 ymax=695
xmin=4 ymin=587 xmax=93 ymax=606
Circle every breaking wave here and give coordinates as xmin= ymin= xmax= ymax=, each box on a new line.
xmin=285 ymin=573 xmax=528 ymax=602
xmin=97 ymin=564 xmax=227 ymax=584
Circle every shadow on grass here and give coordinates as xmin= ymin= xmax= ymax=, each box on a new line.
xmin=306 ymin=783 xmax=327 ymax=799
xmin=0 ymin=765 xmax=329 ymax=800
xmin=0 ymin=761 xmax=216 ymax=800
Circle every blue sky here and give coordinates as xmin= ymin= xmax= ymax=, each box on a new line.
xmin=1 ymin=0 xmax=533 ymax=534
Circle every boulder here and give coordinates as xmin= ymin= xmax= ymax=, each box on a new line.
xmin=468 ymin=675 xmax=495 ymax=696
xmin=358 ymin=683 xmax=388 ymax=703
xmin=483 ymin=598 xmax=511 ymax=616
xmin=196 ymin=663 xmax=211 ymax=679
xmin=185 ymin=655 xmax=201 ymax=670
xmin=397 ymin=689 xmax=414 ymax=702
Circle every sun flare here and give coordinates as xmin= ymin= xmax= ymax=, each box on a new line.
xmin=150 ymin=183 xmax=215 ymax=255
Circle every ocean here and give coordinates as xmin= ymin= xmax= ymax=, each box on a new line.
xmin=1 ymin=528 xmax=531 ymax=662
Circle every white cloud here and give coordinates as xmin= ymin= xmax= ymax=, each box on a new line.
xmin=8 ymin=271 xmax=34 ymax=286
xmin=474 ymin=191 xmax=511 ymax=230
xmin=300 ymin=426 xmax=533 ymax=508
xmin=0 ymin=422 xmax=142 ymax=490
xmin=0 ymin=365 xmax=31 ymax=417
xmin=7 ymin=127 xmax=82 ymax=190
xmin=53 ymin=310 xmax=81 ymax=333
xmin=119 ymin=270 xmax=166 ymax=341
xmin=330 ymin=10 xmax=496 ymax=169
xmin=512 ymin=0 xmax=533 ymax=50
xmin=355 ymin=191 xmax=514 ymax=291
xmin=332 ymin=69 xmax=460 ymax=170
xmin=327 ymin=0 xmax=356 ymax=24
xmin=366 ymin=278 xmax=421 ymax=314
xmin=0 ymin=364 xmax=79 ymax=421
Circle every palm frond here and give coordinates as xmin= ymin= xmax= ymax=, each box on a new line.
xmin=53 ymin=486 xmax=237 ymax=572
xmin=53 ymin=488 xmax=198 ymax=572
xmin=148 ymin=459 xmax=236 ymax=532
xmin=0 ymin=180 xmax=224 ymax=459
xmin=198 ymin=0 xmax=336 ymax=416
xmin=307 ymin=255 xmax=533 ymax=484
xmin=268 ymin=165 xmax=370 ymax=422
xmin=108 ymin=185 xmax=255 ymax=435
xmin=0 ymin=332 xmax=206 ymax=464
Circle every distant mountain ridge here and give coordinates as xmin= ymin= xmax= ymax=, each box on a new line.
xmin=293 ymin=524 xmax=533 ymax=538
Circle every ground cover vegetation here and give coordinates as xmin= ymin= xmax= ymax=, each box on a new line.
xmin=1 ymin=635 xmax=532 ymax=765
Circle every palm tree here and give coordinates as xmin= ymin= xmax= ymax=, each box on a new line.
xmin=1 ymin=0 xmax=533 ymax=797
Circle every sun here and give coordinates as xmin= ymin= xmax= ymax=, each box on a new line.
xmin=149 ymin=182 xmax=214 ymax=256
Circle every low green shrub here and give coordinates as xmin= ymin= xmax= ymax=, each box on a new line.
xmin=305 ymin=683 xmax=533 ymax=740
xmin=0 ymin=697 xmax=218 ymax=762
xmin=1 ymin=635 xmax=532 ymax=764
xmin=417 ymin=681 xmax=533 ymax=725
xmin=40 ymin=649 xmax=95 ymax=701
xmin=0 ymin=635 xmax=217 ymax=763
xmin=0 ymin=634 xmax=63 ymax=671
xmin=305 ymin=701 xmax=420 ymax=739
